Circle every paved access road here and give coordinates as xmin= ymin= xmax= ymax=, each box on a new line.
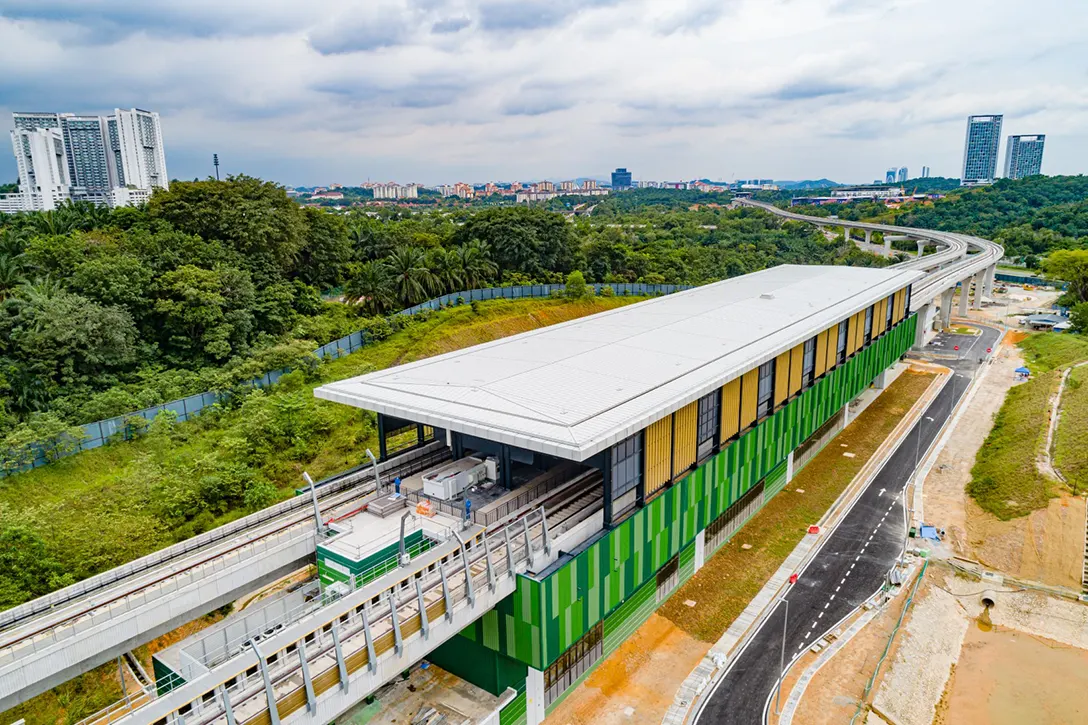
xmin=694 ymin=324 xmax=1003 ymax=724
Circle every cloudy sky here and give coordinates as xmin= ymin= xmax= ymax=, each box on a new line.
xmin=1 ymin=0 xmax=1086 ymax=186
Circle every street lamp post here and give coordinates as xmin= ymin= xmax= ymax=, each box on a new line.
xmin=775 ymin=573 xmax=799 ymax=715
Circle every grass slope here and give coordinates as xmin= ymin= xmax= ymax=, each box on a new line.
xmin=1054 ymin=365 xmax=1088 ymax=495
xmin=968 ymin=332 xmax=1088 ymax=520
xmin=659 ymin=370 xmax=934 ymax=641
xmin=0 ymin=296 xmax=641 ymax=606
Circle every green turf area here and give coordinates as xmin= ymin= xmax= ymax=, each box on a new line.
xmin=0 ymin=296 xmax=642 ymax=611
xmin=1054 ymin=365 xmax=1088 ymax=495
xmin=660 ymin=370 xmax=935 ymax=641
xmin=968 ymin=333 xmax=1088 ymax=520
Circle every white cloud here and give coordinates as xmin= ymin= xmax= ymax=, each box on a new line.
xmin=1 ymin=0 xmax=1086 ymax=185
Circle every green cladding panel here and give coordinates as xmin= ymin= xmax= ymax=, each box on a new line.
xmin=453 ymin=315 xmax=915 ymax=672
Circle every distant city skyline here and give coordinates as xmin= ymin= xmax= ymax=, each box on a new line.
xmin=0 ymin=1 xmax=1085 ymax=186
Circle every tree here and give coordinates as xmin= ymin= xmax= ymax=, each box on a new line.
xmin=453 ymin=206 xmax=577 ymax=279
xmin=0 ymin=254 xmax=24 ymax=300
xmin=297 ymin=208 xmax=351 ymax=290
xmin=346 ymin=260 xmax=395 ymax=315
xmin=386 ymin=246 xmax=437 ymax=306
xmin=456 ymin=240 xmax=497 ymax=290
xmin=564 ymin=270 xmax=589 ymax=299
xmin=5 ymin=289 xmax=139 ymax=390
xmin=148 ymin=176 xmax=307 ymax=281
xmin=426 ymin=247 xmax=463 ymax=295
xmin=152 ymin=265 xmax=256 ymax=363
xmin=70 ymin=255 xmax=153 ymax=314
xmin=1043 ymin=249 xmax=1088 ymax=305
xmin=1069 ymin=302 xmax=1088 ymax=333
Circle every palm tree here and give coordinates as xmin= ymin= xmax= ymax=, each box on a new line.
xmin=457 ymin=240 xmax=498 ymax=290
xmin=386 ymin=246 xmax=437 ymax=307
xmin=0 ymin=255 xmax=25 ymax=300
xmin=0 ymin=227 xmax=28 ymax=257
xmin=26 ymin=208 xmax=77 ymax=237
xmin=345 ymin=260 xmax=395 ymax=316
xmin=426 ymin=247 xmax=463 ymax=296
xmin=349 ymin=219 xmax=391 ymax=261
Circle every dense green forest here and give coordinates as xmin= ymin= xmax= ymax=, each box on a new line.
xmin=0 ymin=178 xmax=887 ymax=466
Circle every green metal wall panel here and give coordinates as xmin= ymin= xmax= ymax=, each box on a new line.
xmin=499 ymin=692 xmax=528 ymax=725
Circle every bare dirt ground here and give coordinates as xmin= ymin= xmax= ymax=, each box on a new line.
xmin=870 ymin=574 xmax=969 ymax=725
xmin=921 ymin=303 xmax=1086 ymax=589
xmin=937 ymin=625 xmax=1088 ymax=725
xmin=919 ymin=329 xmax=1026 ymax=557
xmin=544 ymin=614 xmax=709 ymax=725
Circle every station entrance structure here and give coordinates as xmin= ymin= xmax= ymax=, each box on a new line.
xmin=313 ymin=265 xmax=922 ymax=724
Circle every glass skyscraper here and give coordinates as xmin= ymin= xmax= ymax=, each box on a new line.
xmin=611 ymin=168 xmax=632 ymax=190
xmin=961 ymin=115 xmax=1003 ymax=185
xmin=1003 ymin=135 xmax=1045 ymax=180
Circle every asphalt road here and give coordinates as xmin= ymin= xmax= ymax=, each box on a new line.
xmin=694 ymin=323 xmax=1003 ymax=724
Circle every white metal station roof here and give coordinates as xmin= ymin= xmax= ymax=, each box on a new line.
xmin=315 ymin=265 xmax=924 ymax=462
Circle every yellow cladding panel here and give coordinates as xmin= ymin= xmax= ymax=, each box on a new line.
xmin=774 ymin=352 xmax=790 ymax=406
xmin=673 ymin=400 xmax=698 ymax=474
xmin=789 ymin=344 xmax=804 ymax=396
xmin=854 ymin=310 xmax=866 ymax=351
xmin=896 ymin=288 xmax=907 ymax=321
xmin=644 ymin=416 xmax=672 ymax=495
xmin=825 ymin=322 xmax=839 ymax=370
xmin=721 ymin=378 xmax=741 ymax=442
xmin=740 ymin=369 xmax=759 ymax=430
xmin=815 ymin=329 xmax=829 ymax=378
xmin=875 ymin=299 xmax=886 ymax=336
xmin=847 ymin=313 xmax=859 ymax=355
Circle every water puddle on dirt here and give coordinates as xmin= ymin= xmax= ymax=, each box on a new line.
xmin=977 ymin=604 xmax=994 ymax=632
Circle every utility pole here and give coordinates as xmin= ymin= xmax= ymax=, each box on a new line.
xmin=213 ymin=153 xmax=220 ymax=181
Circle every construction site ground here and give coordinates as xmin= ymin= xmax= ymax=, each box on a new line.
xmin=919 ymin=321 xmax=1086 ymax=589
xmin=544 ymin=370 xmax=936 ymax=725
xmin=335 ymin=664 xmax=500 ymax=725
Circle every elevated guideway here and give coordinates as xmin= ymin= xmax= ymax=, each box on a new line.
xmin=736 ymin=198 xmax=1004 ymax=337
xmin=0 ymin=443 xmax=449 ymax=712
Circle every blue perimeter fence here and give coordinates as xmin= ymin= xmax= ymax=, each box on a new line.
xmin=6 ymin=282 xmax=691 ymax=475
xmin=993 ymin=272 xmax=1067 ymax=290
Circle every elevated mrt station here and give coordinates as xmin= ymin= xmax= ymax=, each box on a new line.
xmin=312 ymin=264 xmax=920 ymax=723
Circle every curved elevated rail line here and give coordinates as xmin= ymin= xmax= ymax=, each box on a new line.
xmin=736 ymin=198 xmax=1003 ymax=313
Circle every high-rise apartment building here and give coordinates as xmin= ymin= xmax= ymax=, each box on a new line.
xmin=897 ymin=167 xmax=908 ymax=183
xmin=1003 ymin=134 xmax=1045 ymax=180
xmin=6 ymin=108 xmax=168 ymax=211
xmin=611 ymin=168 xmax=633 ymax=190
xmin=885 ymin=168 xmax=896 ymax=184
xmin=961 ymin=115 xmax=1003 ymax=185
xmin=8 ymin=127 xmax=71 ymax=211
xmin=921 ymin=166 xmax=930 ymax=178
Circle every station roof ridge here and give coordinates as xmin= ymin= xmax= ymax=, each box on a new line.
xmin=315 ymin=264 xmax=924 ymax=461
